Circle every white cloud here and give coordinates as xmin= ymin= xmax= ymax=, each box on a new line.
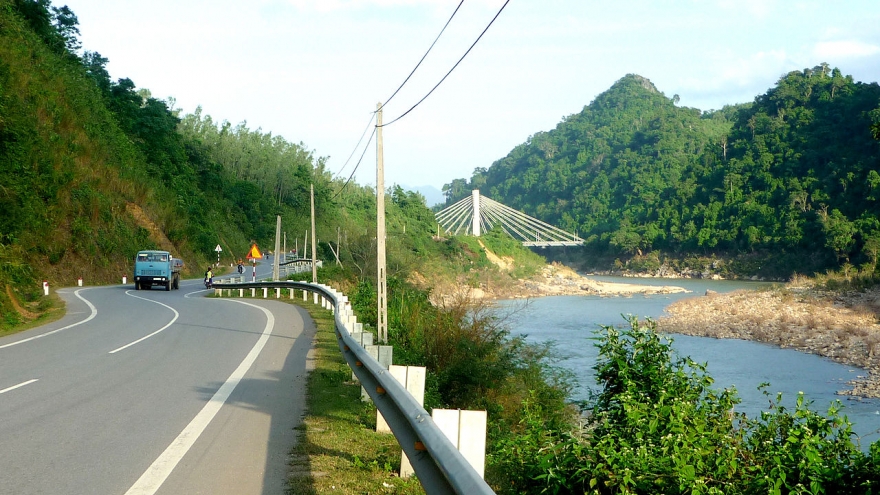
xmin=814 ymin=40 xmax=880 ymax=60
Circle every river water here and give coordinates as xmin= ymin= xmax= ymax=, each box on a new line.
xmin=497 ymin=276 xmax=880 ymax=446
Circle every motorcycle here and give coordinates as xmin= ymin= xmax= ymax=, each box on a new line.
xmin=204 ymin=277 xmax=213 ymax=289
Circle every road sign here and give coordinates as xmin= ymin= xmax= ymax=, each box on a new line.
xmin=246 ymin=244 xmax=263 ymax=260
xmin=215 ymin=245 xmax=222 ymax=252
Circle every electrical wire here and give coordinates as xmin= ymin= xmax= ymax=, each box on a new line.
xmin=334 ymin=2 xmax=463 ymax=183
xmin=335 ymin=112 xmax=376 ymax=177
xmin=380 ymin=0 xmax=464 ymax=110
xmin=331 ymin=125 xmax=377 ymax=200
xmin=380 ymin=0 xmax=511 ymax=127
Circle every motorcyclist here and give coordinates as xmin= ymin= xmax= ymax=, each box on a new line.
xmin=205 ymin=267 xmax=214 ymax=288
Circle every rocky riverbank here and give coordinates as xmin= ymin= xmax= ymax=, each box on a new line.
xmin=454 ymin=262 xmax=691 ymax=300
xmin=658 ymin=286 xmax=880 ymax=399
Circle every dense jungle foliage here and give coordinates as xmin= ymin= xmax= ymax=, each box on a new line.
xmin=444 ymin=69 xmax=880 ymax=278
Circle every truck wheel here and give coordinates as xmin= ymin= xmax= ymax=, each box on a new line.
xmin=135 ymin=281 xmax=141 ymax=290
xmin=165 ymin=281 xmax=171 ymax=291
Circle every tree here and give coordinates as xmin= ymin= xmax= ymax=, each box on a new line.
xmin=822 ymin=209 xmax=856 ymax=261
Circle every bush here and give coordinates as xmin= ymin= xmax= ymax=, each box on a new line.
xmin=491 ymin=316 xmax=880 ymax=494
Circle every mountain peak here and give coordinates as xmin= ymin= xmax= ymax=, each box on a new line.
xmin=613 ymin=74 xmax=660 ymax=94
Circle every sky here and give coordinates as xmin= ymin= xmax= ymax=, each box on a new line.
xmin=63 ymin=0 xmax=880 ymax=198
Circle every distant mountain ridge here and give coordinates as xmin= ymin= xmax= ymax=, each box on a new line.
xmin=443 ymin=69 xmax=880 ymax=277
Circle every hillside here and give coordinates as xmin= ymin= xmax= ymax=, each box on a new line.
xmin=0 ymin=1 xmax=316 ymax=331
xmin=444 ymin=69 xmax=880 ymax=278
xmin=0 ymin=0 xmax=516 ymax=335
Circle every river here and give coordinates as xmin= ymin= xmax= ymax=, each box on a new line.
xmin=497 ymin=276 xmax=880 ymax=447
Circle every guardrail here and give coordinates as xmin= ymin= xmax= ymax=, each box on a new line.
xmin=212 ymin=279 xmax=496 ymax=495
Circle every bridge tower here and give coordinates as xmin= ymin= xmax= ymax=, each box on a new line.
xmin=472 ymin=189 xmax=480 ymax=237
xmin=435 ymin=190 xmax=583 ymax=247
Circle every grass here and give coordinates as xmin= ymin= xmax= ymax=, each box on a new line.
xmin=0 ymin=290 xmax=67 ymax=339
xmin=286 ymin=298 xmax=427 ymax=495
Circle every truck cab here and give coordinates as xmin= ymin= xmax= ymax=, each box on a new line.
xmin=134 ymin=250 xmax=181 ymax=291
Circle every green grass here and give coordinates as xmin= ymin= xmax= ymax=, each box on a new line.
xmin=286 ymin=299 xmax=426 ymax=495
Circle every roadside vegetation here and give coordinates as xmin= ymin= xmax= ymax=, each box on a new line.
xmin=5 ymin=2 xmax=880 ymax=493
xmin=293 ymin=265 xmax=880 ymax=494
xmin=286 ymin=301 xmax=425 ymax=495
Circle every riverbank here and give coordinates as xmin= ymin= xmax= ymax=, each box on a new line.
xmin=658 ymin=285 xmax=880 ymax=399
xmin=433 ymin=261 xmax=692 ymax=301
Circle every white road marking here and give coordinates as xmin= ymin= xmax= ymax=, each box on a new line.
xmin=0 ymin=379 xmax=39 ymax=394
xmin=0 ymin=289 xmax=98 ymax=350
xmin=123 ymin=300 xmax=274 ymax=495
xmin=109 ymin=292 xmax=181 ymax=354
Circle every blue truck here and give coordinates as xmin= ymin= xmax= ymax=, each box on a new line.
xmin=133 ymin=250 xmax=181 ymax=291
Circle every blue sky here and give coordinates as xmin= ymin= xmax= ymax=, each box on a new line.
xmin=65 ymin=0 xmax=880 ymax=195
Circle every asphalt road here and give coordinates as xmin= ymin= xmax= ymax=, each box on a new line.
xmin=0 ymin=264 xmax=315 ymax=495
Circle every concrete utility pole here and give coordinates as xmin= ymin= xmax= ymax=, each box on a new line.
xmin=273 ymin=215 xmax=281 ymax=281
xmin=311 ymin=184 xmax=317 ymax=284
xmin=376 ymin=103 xmax=388 ymax=344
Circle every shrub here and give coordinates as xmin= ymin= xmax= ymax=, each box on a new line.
xmin=491 ymin=316 xmax=880 ymax=494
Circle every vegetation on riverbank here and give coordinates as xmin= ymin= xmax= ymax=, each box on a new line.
xmin=296 ymin=267 xmax=880 ymax=493
xmin=495 ymin=317 xmax=880 ymax=494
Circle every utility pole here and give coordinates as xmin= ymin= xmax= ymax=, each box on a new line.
xmin=376 ymin=102 xmax=388 ymax=344
xmin=311 ymin=184 xmax=317 ymax=284
xmin=273 ymin=215 xmax=281 ymax=281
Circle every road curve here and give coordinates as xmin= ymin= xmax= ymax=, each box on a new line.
xmin=0 ymin=270 xmax=315 ymax=495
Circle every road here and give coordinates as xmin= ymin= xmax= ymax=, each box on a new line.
xmin=0 ymin=263 xmax=315 ymax=495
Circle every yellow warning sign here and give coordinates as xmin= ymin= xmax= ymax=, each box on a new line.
xmin=246 ymin=243 xmax=263 ymax=260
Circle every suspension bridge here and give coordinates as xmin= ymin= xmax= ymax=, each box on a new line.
xmin=435 ymin=190 xmax=583 ymax=247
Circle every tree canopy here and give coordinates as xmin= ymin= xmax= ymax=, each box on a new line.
xmin=445 ymin=69 xmax=880 ymax=276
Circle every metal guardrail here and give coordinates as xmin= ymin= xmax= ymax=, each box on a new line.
xmin=212 ymin=279 xmax=496 ymax=495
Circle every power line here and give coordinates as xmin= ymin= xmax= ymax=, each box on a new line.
xmin=331 ymin=125 xmax=377 ymax=200
xmin=335 ymin=2 xmax=463 ymax=183
xmin=380 ymin=0 xmax=464 ymax=110
xmin=335 ymin=112 xmax=376 ymax=177
xmin=380 ymin=0 xmax=511 ymax=128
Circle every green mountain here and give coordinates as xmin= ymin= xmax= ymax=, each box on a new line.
xmin=444 ymin=69 xmax=880 ymax=277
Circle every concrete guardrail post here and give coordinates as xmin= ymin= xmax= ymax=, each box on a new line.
xmin=432 ymin=409 xmax=488 ymax=479
xmin=389 ymin=365 xmax=427 ymax=478
xmin=361 ymin=344 xmax=392 ymax=401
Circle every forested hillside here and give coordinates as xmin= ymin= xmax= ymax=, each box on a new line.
xmin=445 ymin=69 xmax=880 ymax=277
xmin=0 ymin=1 xmax=325 ymax=328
